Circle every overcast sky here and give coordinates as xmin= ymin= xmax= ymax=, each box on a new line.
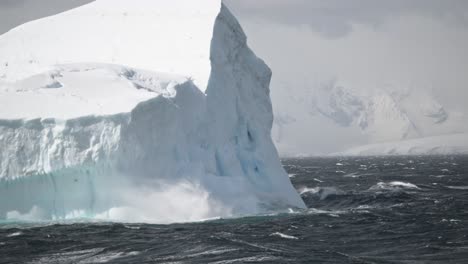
xmin=1 ymin=0 xmax=467 ymax=111
xmin=0 ymin=0 xmax=93 ymax=34
xmin=2 ymin=0 xmax=467 ymax=37
xmin=224 ymin=0 xmax=468 ymax=112
xmin=226 ymin=0 xmax=468 ymax=38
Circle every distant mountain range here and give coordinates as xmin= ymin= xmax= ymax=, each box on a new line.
xmin=271 ymin=79 xmax=468 ymax=156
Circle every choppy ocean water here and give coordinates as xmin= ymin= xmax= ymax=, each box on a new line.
xmin=1 ymin=155 xmax=467 ymax=263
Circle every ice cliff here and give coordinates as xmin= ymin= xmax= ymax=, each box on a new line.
xmin=0 ymin=0 xmax=305 ymax=223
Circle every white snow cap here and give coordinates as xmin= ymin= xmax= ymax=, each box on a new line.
xmin=0 ymin=0 xmax=221 ymax=90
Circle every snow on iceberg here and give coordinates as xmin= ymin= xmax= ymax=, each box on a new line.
xmin=0 ymin=0 xmax=305 ymax=223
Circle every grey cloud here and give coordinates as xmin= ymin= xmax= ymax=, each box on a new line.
xmin=0 ymin=0 xmax=24 ymax=7
xmin=0 ymin=0 xmax=93 ymax=34
xmin=224 ymin=0 xmax=468 ymax=38
xmin=2 ymin=0 xmax=467 ymax=37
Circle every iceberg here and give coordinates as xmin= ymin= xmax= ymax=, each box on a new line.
xmin=0 ymin=0 xmax=305 ymax=223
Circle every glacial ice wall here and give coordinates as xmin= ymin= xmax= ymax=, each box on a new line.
xmin=0 ymin=1 xmax=305 ymax=223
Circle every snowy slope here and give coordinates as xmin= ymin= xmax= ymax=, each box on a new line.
xmin=270 ymin=79 xmax=468 ymax=156
xmin=0 ymin=0 xmax=305 ymax=223
xmin=0 ymin=0 xmax=218 ymax=90
xmin=335 ymin=133 xmax=468 ymax=156
xmin=0 ymin=63 xmax=187 ymax=119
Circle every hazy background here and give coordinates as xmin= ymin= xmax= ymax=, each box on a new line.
xmin=224 ymin=0 xmax=468 ymax=154
xmin=1 ymin=0 xmax=467 ymax=155
xmin=224 ymin=0 xmax=468 ymax=111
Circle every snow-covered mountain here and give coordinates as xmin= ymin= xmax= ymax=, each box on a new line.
xmin=271 ymin=78 xmax=468 ymax=156
xmin=334 ymin=133 xmax=468 ymax=156
xmin=0 ymin=0 xmax=305 ymax=223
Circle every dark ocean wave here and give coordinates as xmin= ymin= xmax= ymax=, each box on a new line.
xmin=1 ymin=155 xmax=468 ymax=263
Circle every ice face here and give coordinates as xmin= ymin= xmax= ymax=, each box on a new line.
xmin=0 ymin=1 xmax=305 ymax=223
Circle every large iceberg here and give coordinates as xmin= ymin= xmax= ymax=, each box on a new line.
xmin=0 ymin=0 xmax=305 ymax=223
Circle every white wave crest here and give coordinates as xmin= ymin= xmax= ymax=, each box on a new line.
xmin=299 ymin=186 xmax=343 ymax=200
xmin=369 ymin=181 xmax=420 ymax=191
xmin=270 ymin=232 xmax=298 ymax=240
xmin=5 ymin=180 xmax=232 ymax=224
